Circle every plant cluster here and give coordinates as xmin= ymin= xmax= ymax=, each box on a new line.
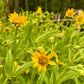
xmin=0 ymin=7 xmax=84 ymax=84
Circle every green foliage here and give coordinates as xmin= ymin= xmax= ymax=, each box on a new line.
xmin=0 ymin=9 xmax=84 ymax=84
xmin=0 ymin=0 xmax=84 ymax=18
xmin=0 ymin=0 xmax=6 ymax=18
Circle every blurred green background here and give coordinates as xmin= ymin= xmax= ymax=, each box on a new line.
xmin=0 ymin=0 xmax=84 ymax=18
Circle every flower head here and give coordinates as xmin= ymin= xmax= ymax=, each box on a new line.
xmin=36 ymin=7 xmax=42 ymax=15
xmin=66 ymin=8 xmax=76 ymax=18
xmin=25 ymin=69 xmax=30 ymax=74
xmin=14 ymin=61 xmax=18 ymax=67
xmin=0 ymin=21 xmax=2 ymax=26
xmin=2 ymin=40 xmax=9 ymax=47
xmin=4 ymin=27 xmax=9 ymax=33
xmin=8 ymin=12 xmax=29 ymax=27
xmin=14 ymin=61 xmax=20 ymax=69
xmin=32 ymin=48 xmax=56 ymax=73
xmin=75 ymin=11 xmax=84 ymax=25
xmin=36 ymin=7 xmax=42 ymax=18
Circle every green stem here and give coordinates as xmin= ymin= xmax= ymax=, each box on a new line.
xmin=66 ymin=18 xmax=69 ymax=27
xmin=60 ymin=15 xmax=66 ymax=26
xmin=57 ymin=64 xmax=71 ymax=84
xmin=30 ymin=69 xmax=37 ymax=84
xmin=15 ymin=27 xmax=18 ymax=45
xmin=69 ymin=18 xmax=74 ymax=28
xmin=13 ymin=27 xmax=18 ymax=56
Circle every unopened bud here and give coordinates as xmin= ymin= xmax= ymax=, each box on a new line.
xmin=76 ymin=64 xmax=83 ymax=69
xmin=49 ymin=36 xmax=54 ymax=43
xmin=2 ymin=40 xmax=10 ymax=47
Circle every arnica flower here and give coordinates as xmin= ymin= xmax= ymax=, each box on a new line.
xmin=4 ymin=27 xmax=9 ymax=33
xmin=66 ymin=8 xmax=76 ymax=18
xmin=32 ymin=48 xmax=56 ymax=73
xmin=47 ymin=19 xmax=50 ymax=22
xmin=25 ymin=69 xmax=30 ymax=74
xmin=14 ymin=61 xmax=20 ymax=69
xmin=24 ymin=63 xmax=30 ymax=74
xmin=8 ymin=12 xmax=29 ymax=27
xmin=75 ymin=11 xmax=84 ymax=25
xmin=0 ymin=21 xmax=2 ymax=26
xmin=36 ymin=7 xmax=42 ymax=18
xmin=37 ymin=7 xmax=42 ymax=15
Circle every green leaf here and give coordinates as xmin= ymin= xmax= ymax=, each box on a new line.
xmin=74 ymin=73 xmax=80 ymax=84
xmin=18 ymin=76 xmax=26 ymax=84
xmin=72 ymin=49 xmax=83 ymax=61
xmin=54 ymin=65 xmax=59 ymax=81
xmin=15 ymin=61 xmax=33 ymax=76
xmin=35 ymin=31 xmax=52 ymax=43
xmin=37 ymin=73 xmax=45 ymax=84
xmin=4 ymin=49 xmax=15 ymax=78
xmin=50 ymin=72 xmax=54 ymax=84
xmin=59 ymin=70 xmax=76 ymax=84
xmin=3 ymin=78 xmax=8 ymax=84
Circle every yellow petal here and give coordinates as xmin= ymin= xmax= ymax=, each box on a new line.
xmin=16 ymin=65 xmax=20 ymax=69
xmin=71 ymin=8 xmax=74 ymax=11
xmin=56 ymin=58 xmax=59 ymax=63
xmin=42 ymin=66 xmax=46 ymax=73
xmin=32 ymin=51 xmax=40 ymax=58
xmin=14 ymin=61 xmax=18 ymax=68
xmin=32 ymin=57 xmax=38 ymax=63
xmin=38 ymin=65 xmax=42 ymax=72
xmin=48 ymin=51 xmax=57 ymax=59
xmin=40 ymin=48 xmax=46 ymax=56
xmin=48 ymin=61 xmax=56 ymax=65
xmin=59 ymin=62 xmax=65 ymax=65
xmin=25 ymin=69 xmax=29 ymax=74
xmin=33 ymin=63 xmax=38 ymax=67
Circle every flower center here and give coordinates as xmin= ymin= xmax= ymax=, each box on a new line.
xmin=39 ymin=56 xmax=48 ymax=65
xmin=68 ymin=12 xmax=73 ymax=16
xmin=5 ymin=29 xmax=9 ymax=32
xmin=15 ymin=17 xmax=22 ymax=22
xmin=78 ymin=16 xmax=82 ymax=22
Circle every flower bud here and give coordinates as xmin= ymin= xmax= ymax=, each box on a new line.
xmin=2 ymin=40 xmax=9 ymax=47
xmin=49 ymin=36 xmax=54 ymax=43
xmin=76 ymin=64 xmax=83 ymax=69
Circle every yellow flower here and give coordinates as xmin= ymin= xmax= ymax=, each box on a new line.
xmin=36 ymin=7 xmax=42 ymax=15
xmin=8 ymin=12 xmax=29 ymax=27
xmin=24 ymin=63 xmax=30 ymax=74
xmin=14 ymin=61 xmax=20 ymax=69
xmin=47 ymin=19 xmax=50 ymax=22
xmin=32 ymin=48 xmax=56 ymax=73
xmin=66 ymin=8 xmax=76 ymax=18
xmin=75 ymin=11 xmax=84 ymax=25
xmin=14 ymin=61 xmax=18 ymax=67
xmin=25 ymin=69 xmax=30 ymax=74
xmin=16 ymin=65 xmax=20 ymax=69
xmin=59 ymin=62 xmax=65 ymax=65
xmin=0 ymin=21 xmax=2 ymax=26
xmin=4 ymin=27 xmax=9 ymax=33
